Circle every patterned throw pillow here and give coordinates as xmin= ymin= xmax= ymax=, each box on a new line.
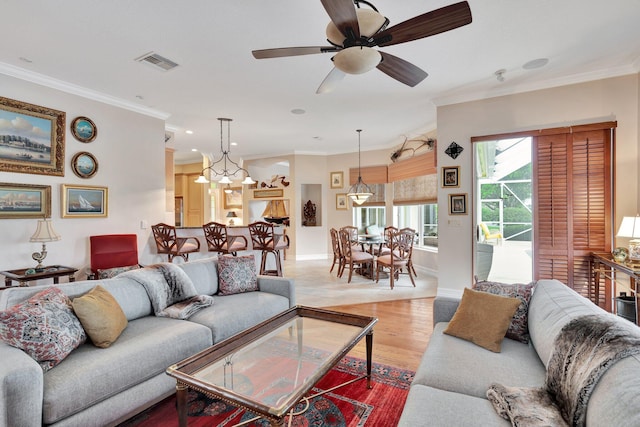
xmin=217 ymin=254 xmax=258 ymax=296
xmin=473 ymin=279 xmax=536 ymax=344
xmin=96 ymin=264 xmax=140 ymax=279
xmin=0 ymin=287 xmax=86 ymax=371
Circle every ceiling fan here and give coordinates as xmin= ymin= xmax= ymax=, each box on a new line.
xmin=252 ymin=0 xmax=472 ymax=93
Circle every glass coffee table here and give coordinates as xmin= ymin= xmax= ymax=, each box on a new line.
xmin=166 ymin=306 xmax=377 ymax=427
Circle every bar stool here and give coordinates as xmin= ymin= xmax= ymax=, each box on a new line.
xmin=151 ymin=223 xmax=200 ymax=262
xmin=248 ymin=221 xmax=289 ymax=276
xmin=202 ymin=221 xmax=247 ymax=256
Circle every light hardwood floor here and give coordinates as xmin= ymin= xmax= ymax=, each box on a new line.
xmin=324 ymin=298 xmax=433 ymax=372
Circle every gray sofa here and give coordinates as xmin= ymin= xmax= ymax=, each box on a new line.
xmin=0 ymin=257 xmax=295 ymax=427
xmin=399 ymin=279 xmax=640 ymax=426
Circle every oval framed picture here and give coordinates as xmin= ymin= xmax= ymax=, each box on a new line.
xmin=71 ymin=116 xmax=97 ymax=143
xmin=71 ymin=151 xmax=98 ymax=178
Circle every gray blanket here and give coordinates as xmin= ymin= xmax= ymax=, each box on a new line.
xmin=120 ymin=263 xmax=214 ymax=319
xmin=487 ymin=314 xmax=640 ymax=427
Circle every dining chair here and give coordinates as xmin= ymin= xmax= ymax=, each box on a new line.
xmin=329 ymin=228 xmax=344 ymax=275
xmin=151 ymin=223 xmax=200 ymax=262
xmin=400 ymin=227 xmax=418 ymax=277
xmin=202 ymin=222 xmax=248 ymax=256
xmin=375 ymin=228 xmax=416 ymax=289
xmin=378 ymin=226 xmax=399 ymax=256
xmin=339 ymin=225 xmax=364 ymax=253
xmin=338 ymin=229 xmax=373 ymax=283
xmin=248 ymin=221 xmax=289 ymax=276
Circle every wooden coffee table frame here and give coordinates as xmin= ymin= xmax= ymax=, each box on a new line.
xmin=166 ymin=306 xmax=377 ymax=427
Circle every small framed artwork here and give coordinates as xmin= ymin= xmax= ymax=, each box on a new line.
xmin=71 ymin=152 xmax=98 ymax=178
xmin=0 ymin=182 xmax=51 ymax=219
xmin=71 ymin=116 xmax=97 ymax=143
xmin=254 ymin=188 xmax=283 ymax=199
xmin=449 ymin=193 xmax=467 ymax=215
xmin=330 ymin=171 xmax=344 ymax=189
xmin=336 ymin=193 xmax=348 ymax=210
xmin=0 ymin=96 xmax=65 ymax=176
xmin=442 ymin=166 xmax=460 ymax=188
xmin=223 ymin=187 xmax=242 ymax=209
xmin=61 ymin=184 xmax=108 ymax=218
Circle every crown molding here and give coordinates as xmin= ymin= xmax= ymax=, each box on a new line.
xmin=0 ymin=62 xmax=170 ymax=120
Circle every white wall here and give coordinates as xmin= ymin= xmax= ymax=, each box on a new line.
xmin=436 ymin=73 xmax=640 ymax=297
xmin=0 ymin=74 xmax=167 ymax=280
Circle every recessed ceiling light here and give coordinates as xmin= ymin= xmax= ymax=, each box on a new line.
xmin=523 ymin=58 xmax=549 ymax=70
xmin=291 ymin=108 xmax=306 ymax=115
xmin=185 ymin=130 xmax=193 ymax=134
xmin=494 ymin=69 xmax=506 ymax=82
xmin=191 ymin=148 xmax=198 ymax=152
xmin=231 ymin=142 xmax=238 ymax=146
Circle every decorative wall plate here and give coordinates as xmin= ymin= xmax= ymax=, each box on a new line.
xmin=445 ymin=141 xmax=464 ymax=159
xmin=71 ymin=151 xmax=98 ymax=178
xmin=71 ymin=116 xmax=97 ymax=143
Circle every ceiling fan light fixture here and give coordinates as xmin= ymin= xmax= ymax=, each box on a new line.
xmin=333 ymin=46 xmax=381 ymax=74
xmin=326 ymin=8 xmax=387 ymax=45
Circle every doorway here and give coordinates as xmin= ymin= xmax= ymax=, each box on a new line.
xmin=474 ymin=137 xmax=533 ymax=283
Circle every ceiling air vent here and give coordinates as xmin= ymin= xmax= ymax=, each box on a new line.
xmin=135 ymin=52 xmax=179 ymax=71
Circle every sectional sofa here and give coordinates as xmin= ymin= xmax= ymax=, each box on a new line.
xmin=398 ymin=279 xmax=640 ymax=426
xmin=0 ymin=257 xmax=295 ymax=427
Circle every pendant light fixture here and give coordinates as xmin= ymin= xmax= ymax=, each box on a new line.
xmin=194 ymin=118 xmax=256 ymax=185
xmin=347 ymin=129 xmax=373 ymax=205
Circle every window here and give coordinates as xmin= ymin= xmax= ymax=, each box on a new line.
xmin=394 ymin=203 xmax=438 ymax=249
xmin=353 ymin=206 xmax=385 ymax=234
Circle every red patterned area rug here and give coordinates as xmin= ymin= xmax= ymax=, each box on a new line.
xmin=120 ymin=356 xmax=413 ymax=427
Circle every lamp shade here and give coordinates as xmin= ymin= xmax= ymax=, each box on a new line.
xmin=226 ymin=211 xmax=238 ymax=218
xmin=333 ymin=47 xmax=381 ymax=75
xmin=30 ymin=219 xmax=61 ymax=242
xmin=617 ymin=216 xmax=640 ymax=238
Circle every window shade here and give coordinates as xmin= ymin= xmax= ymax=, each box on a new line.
xmin=393 ymin=175 xmax=437 ymax=205
xmin=348 ymin=165 xmax=388 ymax=184
xmin=388 ymin=151 xmax=436 ymax=182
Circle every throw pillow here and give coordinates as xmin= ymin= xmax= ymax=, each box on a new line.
xmin=473 ymin=279 xmax=535 ymax=344
xmin=443 ymin=287 xmax=522 ymax=352
xmin=0 ymin=287 xmax=86 ymax=371
xmin=217 ymin=254 xmax=258 ymax=296
xmin=96 ymin=264 xmax=140 ymax=279
xmin=72 ymin=285 xmax=128 ymax=348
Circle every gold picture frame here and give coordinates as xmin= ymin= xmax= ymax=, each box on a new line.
xmin=336 ymin=193 xmax=348 ymax=210
xmin=0 ymin=182 xmax=51 ymax=219
xmin=254 ymin=188 xmax=283 ymax=199
xmin=61 ymin=184 xmax=108 ymax=218
xmin=223 ymin=187 xmax=242 ymax=209
xmin=330 ymin=171 xmax=344 ymax=189
xmin=0 ymin=96 xmax=65 ymax=176
xmin=442 ymin=166 xmax=460 ymax=188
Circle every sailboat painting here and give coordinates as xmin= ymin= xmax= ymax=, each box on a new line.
xmin=62 ymin=184 xmax=108 ymax=218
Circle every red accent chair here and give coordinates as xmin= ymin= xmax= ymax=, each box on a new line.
xmin=89 ymin=234 xmax=140 ymax=279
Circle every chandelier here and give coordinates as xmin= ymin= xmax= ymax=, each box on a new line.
xmin=194 ymin=118 xmax=256 ymax=185
xmin=347 ymin=129 xmax=374 ymax=205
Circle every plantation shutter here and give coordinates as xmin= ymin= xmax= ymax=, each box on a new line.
xmin=533 ymin=123 xmax=614 ymax=304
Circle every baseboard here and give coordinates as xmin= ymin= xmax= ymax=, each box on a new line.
xmin=295 ymin=254 xmax=329 ymax=261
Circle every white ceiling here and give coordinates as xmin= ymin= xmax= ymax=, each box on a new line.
xmin=2 ymin=1 xmax=639 ymax=165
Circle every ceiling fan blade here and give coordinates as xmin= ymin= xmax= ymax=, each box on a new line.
xmin=320 ymin=0 xmax=360 ymax=40
xmin=377 ymin=52 xmax=428 ymax=87
xmin=252 ymin=46 xmax=338 ymax=59
xmin=316 ymin=67 xmax=346 ymax=94
xmin=375 ymin=1 xmax=472 ymax=47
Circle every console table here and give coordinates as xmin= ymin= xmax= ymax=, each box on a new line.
xmin=590 ymin=252 xmax=639 ymax=324
xmin=1 ymin=265 xmax=78 ymax=287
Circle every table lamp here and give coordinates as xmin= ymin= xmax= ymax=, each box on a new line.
xmin=226 ymin=211 xmax=238 ymax=226
xmin=616 ymin=215 xmax=640 ymax=263
xmin=30 ymin=218 xmax=61 ymax=271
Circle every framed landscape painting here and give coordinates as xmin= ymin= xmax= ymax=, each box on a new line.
xmin=223 ymin=187 xmax=242 ymax=209
xmin=61 ymin=184 xmax=108 ymax=218
xmin=0 ymin=182 xmax=51 ymax=219
xmin=0 ymin=96 xmax=65 ymax=176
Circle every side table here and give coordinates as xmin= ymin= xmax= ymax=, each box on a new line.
xmin=1 ymin=265 xmax=78 ymax=287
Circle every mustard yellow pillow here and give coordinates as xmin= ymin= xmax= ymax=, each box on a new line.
xmin=443 ymin=287 xmax=521 ymax=352
xmin=72 ymin=285 xmax=128 ymax=348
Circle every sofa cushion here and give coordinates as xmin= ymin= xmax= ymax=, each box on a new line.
xmin=188 ymin=292 xmax=290 ymax=343
xmin=473 ymin=279 xmax=535 ymax=343
xmin=217 ymin=254 xmax=258 ymax=296
xmin=398 ymin=384 xmax=510 ymax=427
xmin=414 ymin=323 xmax=546 ymax=399
xmin=178 ymin=257 xmax=219 ymax=295
xmin=444 ymin=288 xmax=521 ymax=352
xmin=71 ymin=285 xmax=128 ymax=348
xmin=41 ymin=316 xmax=212 ymax=424
xmin=96 ymin=264 xmax=140 ymax=279
xmin=0 ymin=287 xmax=86 ymax=372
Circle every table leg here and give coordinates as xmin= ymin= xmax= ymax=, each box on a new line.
xmin=53 ymin=277 xmax=60 ymax=284
xmin=4 ymin=278 xmax=10 ymax=287
xmin=365 ymin=331 xmax=373 ymax=389
xmin=69 ymin=274 xmax=75 ymax=282
xmin=176 ymin=383 xmax=188 ymax=427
